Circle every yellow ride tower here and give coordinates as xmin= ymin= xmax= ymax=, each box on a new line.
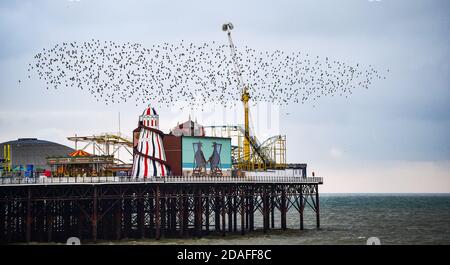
xmin=241 ymin=87 xmax=251 ymax=164
xmin=2 ymin=144 xmax=11 ymax=172
xmin=222 ymin=22 xmax=286 ymax=171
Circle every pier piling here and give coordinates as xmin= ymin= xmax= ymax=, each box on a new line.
xmin=0 ymin=176 xmax=322 ymax=243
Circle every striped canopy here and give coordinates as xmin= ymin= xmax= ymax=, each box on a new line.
xmin=68 ymin=150 xmax=91 ymax=157
xmin=142 ymin=105 xmax=157 ymax=116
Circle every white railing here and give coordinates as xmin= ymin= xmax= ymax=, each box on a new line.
xmin=0 ymin=176 xmax=323 ymax=185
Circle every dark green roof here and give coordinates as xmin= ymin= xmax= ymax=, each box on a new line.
xmin=0 ymin=138 xmax=74 ymax=170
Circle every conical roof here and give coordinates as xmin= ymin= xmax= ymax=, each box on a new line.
xmin=68 ymin=150 xmax=91 ymax=157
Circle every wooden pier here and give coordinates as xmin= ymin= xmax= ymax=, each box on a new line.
xmin=0 ymin=176 xmax=323 ymax=243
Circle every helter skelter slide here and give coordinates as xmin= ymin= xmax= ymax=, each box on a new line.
xmin=131 ymin=105 xmax=170 ymax=178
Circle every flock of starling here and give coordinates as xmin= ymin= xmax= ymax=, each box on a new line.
xmin=26 ymin=39 xmax=387 ymax=110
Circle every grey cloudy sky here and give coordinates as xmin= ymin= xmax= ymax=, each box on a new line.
xmin=0 ymin=0 xmax=449 ymax=192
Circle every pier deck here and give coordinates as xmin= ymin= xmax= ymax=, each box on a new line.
xmin=0 ymin=176 xmax=322 ymax=243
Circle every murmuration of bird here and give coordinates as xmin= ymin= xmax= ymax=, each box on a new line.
xmin=26 ymin=39 xmax=388 ymax=110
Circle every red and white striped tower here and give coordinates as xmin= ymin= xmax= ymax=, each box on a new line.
xmin=132 ymin=105 xmax=169 ymax=178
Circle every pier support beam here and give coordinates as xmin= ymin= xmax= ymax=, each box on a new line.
xmin=178 ymin=192 xmax=184 ymax=237
xmin=205 ymin=196 xmax=210 ymax=234
xmin=37 ymin=201 xmax=44 ymax=242
xmin=161 ymin=195 xmax=166 ymax=238
xmin=263 ymin=189 xmax=269 ymax=233
xmin=0 ymin=201 xmax=5 ymax=243
xmin=77 ymin=204 xmax=83 ymax=240
xmin=47 ymin=201 xmax=53 ymax=242
xmin=233 ymin=193 xmax=237 ymax=232
xmin=6 ymin=202 xmax=11 ymax=242
xmin=0 ymin=178 xmax=322 ymax=243
xmin=92 ymin=186 xmax=98 ymax=242
xmin=26 ymin=187 xmax=32 ymax=243
xmin=240 ymin=192 xmax=245 ymax=235
xmin=170 ymin=198 xmax=177 ymax=233
xmin=221 ymin=192 xmax=226 ymax=236
xmin=182 ymin=195 xmax=189 ymax=236
xmin=155 ymin=185 xmax=161 ymax=240
xmin=115 ymin=200 xmax=122 ymax=240
xmin=300 ymin=185 xmax=304 ymax=230
xmin=138 ymin=195 xmax=145 ymax=239
xmin=281 ymin=188 xmax=287 ymax=230
xmin=149 ymin=197 xmax=154 ymax=238
xmin=245 ymin=196 xmax=249 ymax=230
xmin=316 ymin=185 xmax=320 ymax=229
xmin=227 ymin=195 xmax=233 ymax=232
xmin=195 ymin=188 xmax=202 ymax=237
xmin=214 ymin=190 xmax=220 ymax=231
xmin=249 ymin=188 xmax=254 ymax=231
xmin=270 ymin=187 xmax=275 ymax=229
xmin=123 ymin=198 xmax=131 ymax=238
xmin=63 ymin=201 xmax=71 ymax=240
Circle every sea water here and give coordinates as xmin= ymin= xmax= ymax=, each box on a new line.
xmin=100 ymin=194 xmax=450 ymax=245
